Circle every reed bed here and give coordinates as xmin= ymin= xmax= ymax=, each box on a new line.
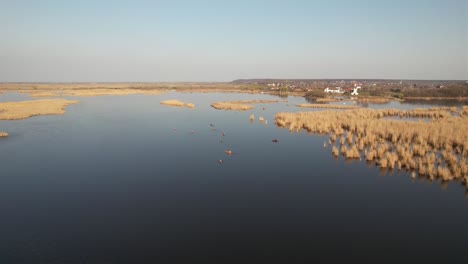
xmin=0 ymin=99 xmax=79 ymax=120
xmin=461 ymin=106 xmax=468 ymax=117
xmin=211 ymin=102 xmax=254 ymax=111
xmin=296 ymin=103 xmax=358 ymax=109
xmin=160 ymin=100 xmax=195 ymax=109
xmin=275 ymin=108 xmax=468 ymax=188
xmin=20 ymin=90 xmax=60 ymax=97
xmin=211 ymin=100 xmax=284 ymax=111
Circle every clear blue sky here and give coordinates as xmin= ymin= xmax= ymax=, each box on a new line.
xmin=0 ymin=0 xmax=466 ymax=81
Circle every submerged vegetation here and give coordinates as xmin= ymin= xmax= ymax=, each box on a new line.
xmin=0 ymin=99 xmax=79 ymax=120
xmin=160 ymin=100 xmax=195 ymax=108
xmin=275 ymin=107 xmax=468 ymax=189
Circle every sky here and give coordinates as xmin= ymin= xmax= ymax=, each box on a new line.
xmin=0 ymin=0 xmax=467 ymax=82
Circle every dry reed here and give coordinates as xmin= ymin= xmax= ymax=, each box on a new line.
xmin=275 ymin=107 xmax=468 ymax=188
xmin=0 ymin=99 xmax=79 ymax=120
xmin=211 ymin=100 xmax=284 ymax=111
xmin=160 ymin=100 xmax=195 ymax=108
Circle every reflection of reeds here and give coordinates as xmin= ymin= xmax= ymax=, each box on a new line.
xmin=275 ymin=108 xmax=468 ymax=188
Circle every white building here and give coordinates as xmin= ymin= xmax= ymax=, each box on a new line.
xmin=351 ymin=86 xmax=361 ymax=95
xmin=324 ymin=87 xmax=344 ymax=94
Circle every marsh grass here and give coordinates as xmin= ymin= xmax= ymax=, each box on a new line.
xmin=211 ymin=100 xmax=284 ymax=111
xmin=275 ymin=108 xmax=468 ymax=188
xmin=0 ymin=99 xmax=79 ymax=120
xmin=160 ymin=100 xmax=195 ymax=108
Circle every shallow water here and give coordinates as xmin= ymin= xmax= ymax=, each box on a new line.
xmin=0 ymin=92 xmax=467 ymax=263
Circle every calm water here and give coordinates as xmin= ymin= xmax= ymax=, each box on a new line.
xmin=0 ymin=92 xmax=467 ymax=263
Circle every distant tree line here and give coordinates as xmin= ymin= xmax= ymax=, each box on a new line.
xmin=402 ymin=84 xmax=468 ymax=98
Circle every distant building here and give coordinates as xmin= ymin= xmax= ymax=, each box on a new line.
xmin=324 ymin=87 xmax=344 ymax=94
xmin=351 ymin=86 xmax=361 ymax=95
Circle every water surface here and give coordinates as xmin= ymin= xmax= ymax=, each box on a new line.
xmin=0 ymin=92 xmax=467 ymax=263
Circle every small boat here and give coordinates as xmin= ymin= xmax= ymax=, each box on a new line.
xmin=225 ymin=150 xmax=233 ymax=155
xmin=272 ymin=139 xmax=278 ymax=143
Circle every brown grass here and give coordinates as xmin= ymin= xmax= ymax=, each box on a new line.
xmin=461 ymin=106 xmax=468 ymax=117
xmin=296 ymin=103 xmax=358 ymax=109
xmin=211 ymin=100 xmax=284 ymax=111
xmin=160 ymin=100 xmax=195 ymax=109
xmin=0 ymin=99 xmax=79 ymax=120
xmin=275 ymin=107 xmax=468 ymax=188
xmin=211 ymin=102 xmax=254 ymax=111
xmin=332 ymin=146 xmax=339 ymax=157
xmin=20 ymin=90 xmax=60 ymax=97
xmin=0 ymin=82 xmax=290 ymax=97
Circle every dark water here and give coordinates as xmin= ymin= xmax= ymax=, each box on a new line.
xmin=0 ymin=92 xmax=467 ymax=264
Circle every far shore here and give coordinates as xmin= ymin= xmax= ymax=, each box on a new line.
xmin=0 ymin=83 xmax=466 ymax=121
xmin=0 ymin=82 xmax=466 ymax=101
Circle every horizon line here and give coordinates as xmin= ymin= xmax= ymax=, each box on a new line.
xmin=1 ymin=78 xmax=467 ymax=84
